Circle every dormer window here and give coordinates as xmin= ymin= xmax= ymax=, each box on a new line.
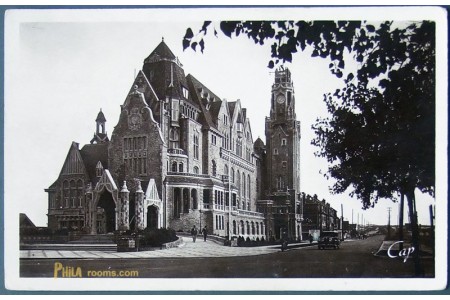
xmin=182 ymin=86 xmax=189 ymax=99
xmin=96 ymin=161 xmax=103 ymax=177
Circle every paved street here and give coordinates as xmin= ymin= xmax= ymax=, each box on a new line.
xmin=20 ymin=235 xmax=434 ymax=278
xmin=21 ymin=237 xmax=282 ymax=259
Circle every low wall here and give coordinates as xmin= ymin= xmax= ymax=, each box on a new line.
xmin=161 ymin=236 xmax=184 ymax=249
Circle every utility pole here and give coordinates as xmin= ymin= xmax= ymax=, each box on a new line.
xmin=399 ymin=193 xmax=405 ymax=250
xmin=387 ymin=207 xmax=392 ymax=239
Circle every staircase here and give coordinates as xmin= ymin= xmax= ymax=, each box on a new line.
xmin=68 ymin=234 xmax=116 ymax=244
xmin=21 ymin=234 xmax=118 ymax=251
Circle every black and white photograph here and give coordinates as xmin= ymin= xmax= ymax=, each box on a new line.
xmin=4 ymin=6 xmax=448 ymax=292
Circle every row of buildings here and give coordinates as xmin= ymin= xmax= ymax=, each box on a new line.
xmin=45 ymin=39 xmax=304 ymax=241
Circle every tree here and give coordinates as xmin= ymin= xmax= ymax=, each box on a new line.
xmin=183 ymin=20 xmax=435 ymax=276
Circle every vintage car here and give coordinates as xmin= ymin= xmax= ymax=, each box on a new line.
xmin=318 ymin=231 xmax=340 ymax=250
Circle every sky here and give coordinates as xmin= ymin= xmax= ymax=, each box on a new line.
xmin=5 ymin=8 xmax=443 ymax=228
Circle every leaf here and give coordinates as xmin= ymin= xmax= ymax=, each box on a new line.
xmin=182 ymin=38 xmax=190 ymax=50
xmin=268 ymin=60 xmax=275 ymax=69
xmin=184 ymin=28 xmax=194 ymax=39
xmin=191 ymin=42 xmax=197 ymax=51
xmin=366 ymin=24 xmax=375 ymax=32
xmin=199 ymin=39 xmax=205 ymax=53
xmin=201 ymin=21 xmax=212 ymax=33
xmin=346 ymin=73 xmax=354 ymax=82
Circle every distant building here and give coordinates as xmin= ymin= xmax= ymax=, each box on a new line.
xmin=45 ymin=39 xmax=303 ymax=240
xmin=302 ymin=193 xmax=340 ymax=238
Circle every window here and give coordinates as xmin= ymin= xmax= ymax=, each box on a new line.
xmin=193 ymin=166 xmax=199 ymax=174
xmin=277 ymin=176 xmax=284 ymax=191
xmin=172 ymin=99 xmax=179 ymax=121
xmin=193 ymin=134 xmax=199 ymax=159
xmin=179 ymin=162 xmax=184 ymax=173
xmin=172 ymin=162 xmax=178 ymax=172
xmin=224 ymin=164 xmax=228 ymax=177
xmin=282 ymin=161 xmax=287 ymax=168
xmin=247 ymin=174 xmax=251 ymax=198
xmin=63 ymin=181 xmax=69 ymax=208
xmin=212 ymin=160 xmax=217 ymax=176
xmin=77 ymin=180 xmax=83 ymax=207
xmin=281 ymin=139 xmax=287 ymax=146
xmin=182 ymin=86 xmax=189 ymax=99
xmin=274 ymin=148 xmax=279 ymax=155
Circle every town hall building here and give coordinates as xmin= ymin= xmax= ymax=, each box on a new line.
xmin=45 ymin=39 xmax=303 ymax=241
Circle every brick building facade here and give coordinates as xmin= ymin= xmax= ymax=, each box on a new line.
xmin=46 ymin=40 xmax=302 ymax=240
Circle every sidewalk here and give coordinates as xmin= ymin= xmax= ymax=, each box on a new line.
xmin=21 ymin=238 xmax=316 ymax=259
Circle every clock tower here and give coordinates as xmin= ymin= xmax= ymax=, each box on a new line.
xmin=263 ymin=67 xmax=302 ymax=240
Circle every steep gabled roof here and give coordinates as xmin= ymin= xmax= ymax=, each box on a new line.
xmin=144 ymin=40 xmax=176 ymax=62
xmin=186 ymin=74 xmax=225 ymax=132
xmin=95 ymin=109 xmax=106 ymax=122
xmin=80 ymin=143 xmax=109 ymax=184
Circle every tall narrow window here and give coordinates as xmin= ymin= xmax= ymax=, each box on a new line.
xmin=172 ymin=99 xmax=179 ymax=121
xmin=193 ymin=134 xmax=199 ymax=159
xmin=212 ymin=160 xmax=217 ymax=176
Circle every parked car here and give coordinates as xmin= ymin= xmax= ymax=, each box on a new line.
xmin=318 ymin=231 xmax=340 ymax=250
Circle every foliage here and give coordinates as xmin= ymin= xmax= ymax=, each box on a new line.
xmin=312 ymin=21 xmax=435 ymax=208
xmin=184 ymin=20 xmax=435 ymax=275
xmin=139 ymin=227 xmax=177 ymax=247
xmin=184 ymin=20 xmax=435 ymax=204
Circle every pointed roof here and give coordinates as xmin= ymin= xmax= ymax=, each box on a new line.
xmin=144 ymin=40 xmax=177 ymax=63
xmin=20 ymin=213 xmax=36 ymax=228
xmin=80 ymin=143 xmax=109 ymax=183
xmin=254 ymin=137 xmax=265 ymax=149
xmin=96 ymin=109 xmax=106 ymax=123
xmin=186 ymin=74 xmax=223 ymax=131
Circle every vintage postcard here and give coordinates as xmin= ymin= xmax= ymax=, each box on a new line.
xmin=4 ymin=6 xmax=448 ymax=292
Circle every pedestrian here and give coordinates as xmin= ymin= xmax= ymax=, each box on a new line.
xmin=309 ymin=234 xmax=313 ymax=244
xmin=202 ymin=226 xmax=208 ymax=241
xmin=191 ymin=225 xmax=198 ymax=243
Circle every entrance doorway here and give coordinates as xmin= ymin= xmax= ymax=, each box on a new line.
xmin=97 ymin=191 xmax=116 ymax=233
xmin=147 ymin=205 xmax=158 ymax=229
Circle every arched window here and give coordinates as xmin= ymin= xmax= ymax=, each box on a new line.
xmin=261 ymin=222 xmax=264 ymax=236
xmin=231 ymin=168 xmax=235 ymax=183
xmin=193 ymin=166 xmax=199 ymax=174
xmin=179 ymin=162 xmax=184 ymax=173
xmin=237 ymin=170 xmax=241 ymax=197
xmin=191 ymin=189 xmax=198 ymax=210
xmin=193 ymin=134 xmax=199 ymax=159
xmin=256 ymin=223 xmax=259 ymax=235
xmin=247 ymin=174 xmax=251 ymax=198
xmin=251 ymin=222 xmax=255 ymax=235
xmin=224 ymin=164 xmax=228 ymax=177
xmin=242 ymin=173 xmax=246 ymax=199
xmin=172 ymin=162 xmax=178 ymax=172
xmin=241 ymin=220 xmax=245 ymax=235
xmin=233 ymin=220 xmax=237 ymax=235
xmin=246 ymin=221 xmax=250 ymax=235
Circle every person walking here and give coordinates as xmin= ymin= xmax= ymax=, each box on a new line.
xmin=191 ymin=225 xmax=198 ymax=243
xmin=202 ymin=226 xmax=208 ymax=242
